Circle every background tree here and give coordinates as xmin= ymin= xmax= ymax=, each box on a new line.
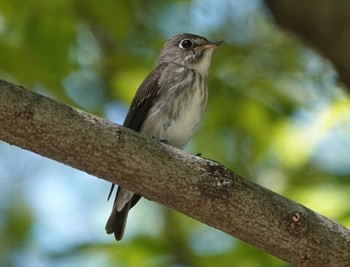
xmin=0 ymin=1 xmax=349 ymax=267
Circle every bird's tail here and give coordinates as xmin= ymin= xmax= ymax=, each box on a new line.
xmin=105 ymin=200 xmax=131 ymax=241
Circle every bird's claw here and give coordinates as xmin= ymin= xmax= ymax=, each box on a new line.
xmin=159 ymin=139 xmax=169 ymax=145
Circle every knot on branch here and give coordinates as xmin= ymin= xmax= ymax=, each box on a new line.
xmin=289 ymin=211 xmax=307 ymax=236
xmin=199 ymin=159 xmax=234 ymax=199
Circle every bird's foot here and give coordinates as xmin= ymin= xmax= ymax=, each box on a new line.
xmin=159 ymin=139 xmax=169 ymax=145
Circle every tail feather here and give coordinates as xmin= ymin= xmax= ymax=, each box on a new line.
xmin=105 ymin=201 xmax=131 ymax=241
xmin=105 ymin=184 xmax=142 ymax=241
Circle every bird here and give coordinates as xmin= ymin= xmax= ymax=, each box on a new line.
xmin=105 ymin=33 xmax=223 ymax=241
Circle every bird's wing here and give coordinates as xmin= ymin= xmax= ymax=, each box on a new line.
xmin=107 ymin=63 xmax=168 ymax=208
xmin=123 ymin=62 xmax=168 ymax=130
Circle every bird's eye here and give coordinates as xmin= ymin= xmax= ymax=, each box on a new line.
xmin=179 ymin=39 xmax=193 ymax=49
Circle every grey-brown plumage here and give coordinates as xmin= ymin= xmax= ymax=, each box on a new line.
xmin=105 ymin=33 xmax=223 ymax=241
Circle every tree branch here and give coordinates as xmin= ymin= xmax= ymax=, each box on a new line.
xmin=264 ymin=0 xmax=350 ymax=92
xmin=0 ymin=79 xmax=349 ymax=266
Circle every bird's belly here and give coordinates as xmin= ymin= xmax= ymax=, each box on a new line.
xmin=141 ymin=84 xmax=207 ymax=148
xmin=160 ymin=103 xmax=203 ymax=148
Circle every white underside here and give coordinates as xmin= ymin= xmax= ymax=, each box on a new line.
xmin=116 ymin=188 xmax=134 ymax=212
xmin=141 ymin=76 xmax=207 ymax=148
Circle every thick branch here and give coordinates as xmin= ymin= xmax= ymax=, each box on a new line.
xmin=0 ymin=79 xmax=349 ymax=266
xmin=264 ymin=0 xmax=350 ymax=91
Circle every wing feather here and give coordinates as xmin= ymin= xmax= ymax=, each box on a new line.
xmin=123 ymin=63 xmax=168 ymax=131
xmin=106 ymin=63 xmax=169 ymax=237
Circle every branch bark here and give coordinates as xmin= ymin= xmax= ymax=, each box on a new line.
xmin=264 ymin=0 xmax=350 ymax=92
xmin=0 ymin=79 xmax=349 ymax=266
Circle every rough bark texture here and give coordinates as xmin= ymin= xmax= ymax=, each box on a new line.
xmin=0 ymin=79 xmax=349 ymax=266
xmin=264 ymin=0 xmax=350 ymax=92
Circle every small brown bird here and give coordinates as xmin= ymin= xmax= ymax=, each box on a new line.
xmin=106 ymin=33 xmax=223 ymax=241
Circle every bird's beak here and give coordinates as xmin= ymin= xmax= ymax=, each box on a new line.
xmin=204 ymin=40 xmax=224 ymax=50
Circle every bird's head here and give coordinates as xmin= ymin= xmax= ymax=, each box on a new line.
xmin=157 ymin=33 xmax=223 ymax=76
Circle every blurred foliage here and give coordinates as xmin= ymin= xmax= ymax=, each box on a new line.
xmin=0 ymin=0 xmax=349 ymax=266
